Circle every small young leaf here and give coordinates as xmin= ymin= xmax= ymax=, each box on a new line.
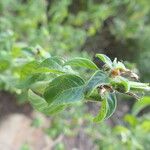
xmin=64 ymin=57 xmax=99 ymax=70
xmin=132 ymin=96 xmax=150 ymax=115
xmin=96 ymin=54 xmax=112 ymax=68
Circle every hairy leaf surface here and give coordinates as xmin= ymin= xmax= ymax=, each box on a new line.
xmin=44 ymin=74 xmax=85 ymax=105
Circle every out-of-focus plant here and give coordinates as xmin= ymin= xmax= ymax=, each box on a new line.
xmin=109 ymin=0 xmax=150 ymax=39
xmin=42 ymin=96 xmax=150 ymax=150
xmin=112 ymin=97 xmax=150 ymax=150
xmin=132 ymin=96 xmax=150 ymax=116
xmin=96 ymin=113 xmax=150 ymax=150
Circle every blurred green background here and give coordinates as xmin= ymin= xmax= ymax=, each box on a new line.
xmin=0 ymin=0 xmax=150 ymax=150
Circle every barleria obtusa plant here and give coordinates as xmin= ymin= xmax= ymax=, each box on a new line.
xmin=9 ymin=53 xmax=150 ymax=122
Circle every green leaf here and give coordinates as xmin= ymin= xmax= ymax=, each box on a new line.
xmin=28 ymin=89 xmax=65 ymax=115
xmin=28 ymin=89 xmax=48 ymax=112
xmin=20 ymin=57 xmax=65 ymax=78
xmin=33 ymin=67 xmax=65 ymax=74
xmin=93 ymin=93 xmax=117 ymax=122
xmin=50 ymin=86 xmax=85 ymax=106
xmin=35 ymin=57 xmax=65 ymax=74
xmin=132 ymin=96 xmax=150 ymax=115
xmin=43 ymin=104 xmax=66 ymax=115
xmin=96 ymin=54 xmax=112 ymax=68
xmin=85 ymin=70 xmax=109 ymax=96
xmin=39 ymin=57 xmax=63 ymax=70
xmin=64 ymin=57 xmax=99 ymax=70
xmin=43 ymin=74 xmax=85 ymax=105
